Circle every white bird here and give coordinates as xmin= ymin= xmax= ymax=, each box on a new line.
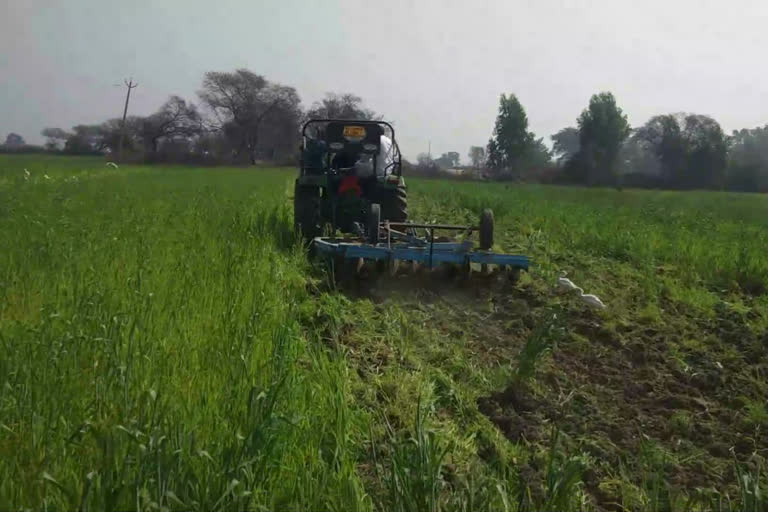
xmin=106 ymin=162 xmax=119 ymax=169
xmin=577 ymin=288 xmax=607 ymax=309
xmin=556 ymin=272 xmax=607 ymax=309
xmin=557 ymin=272 xmax=580 ymax=292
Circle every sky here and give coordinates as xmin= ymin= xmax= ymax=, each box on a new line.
xmin=2 ymin=0 xmax=768 ymax=162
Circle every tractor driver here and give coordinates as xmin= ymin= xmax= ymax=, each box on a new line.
xmin=331 ymin=150 xmax=359 ymax=171
xmin=348 ymin=135 xmax=395 ymax=178
xmin=331 ymin=134 xmax=395 ymax=177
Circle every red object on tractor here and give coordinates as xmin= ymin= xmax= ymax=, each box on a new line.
xmin=338 ymin=176 xmax=362 ymax=196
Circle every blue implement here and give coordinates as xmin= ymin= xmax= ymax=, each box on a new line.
xmin=313 ymin=237 xmax=530 ymax=270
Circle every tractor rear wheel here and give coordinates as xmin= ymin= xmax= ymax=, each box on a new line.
xmin=294 ymin=182 xmax=321 ymax=241
xmin=367 ymin=203 xmax=381 ymax=244
xmin=379 ymin=185 xmax=408 ymax=223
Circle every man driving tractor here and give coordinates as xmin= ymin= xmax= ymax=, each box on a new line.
xmin=295 ymin=120 xmax=407 ymax=239
xmin=332 ymin=134 xmax=395 ymax=178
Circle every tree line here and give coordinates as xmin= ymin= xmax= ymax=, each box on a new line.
xmin=1 ymin=69 xmax=378 ymax=166
xmin=471 ymin=92 xmax=768 ymax=192
xmin=3 ymin=72 xmax=767 ymax=192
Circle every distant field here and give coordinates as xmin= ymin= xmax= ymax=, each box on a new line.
xmin=1 ymin=154 xmax=765 ymax=511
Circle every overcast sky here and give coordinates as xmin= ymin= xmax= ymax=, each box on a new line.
xmin=2 ymin=0 xmax=767 ymax=161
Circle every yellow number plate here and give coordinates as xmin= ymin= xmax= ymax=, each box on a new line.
xmin=343 ymin=126 xmax=366 ymax=138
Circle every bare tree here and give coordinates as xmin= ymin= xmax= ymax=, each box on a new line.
xmin=140 ymin=96 xmax=201 ymax=153
xmin=198 ymin=69 xmax=298 ymax=164
xmin=100 ymin=117 xmax=142 ymax=153
xmin=257 ymin=89 xmax=302 ymax=162
xmin=305 ymin=92 xmax=378 ymax=120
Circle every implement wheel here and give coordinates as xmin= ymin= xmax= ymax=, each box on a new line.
xmin=367 ymin=203 xmax=381 ymax=244
xmin=479 ymin=209 xmax=494 ymax=250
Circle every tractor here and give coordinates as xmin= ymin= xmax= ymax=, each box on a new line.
xmin=295 ymin=119 xmax=530 ymax=278
xmin=294 ymin=119 xmax=407 ymax=242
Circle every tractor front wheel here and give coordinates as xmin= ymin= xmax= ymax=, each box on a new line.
xmin=294 ymin=182 xmax=321 ymax=241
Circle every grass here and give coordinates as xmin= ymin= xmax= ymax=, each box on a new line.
xmin=512 ymin=307 xmax=565 ymax=384
xmin=1 ymin=154 xmax=766 ymax=511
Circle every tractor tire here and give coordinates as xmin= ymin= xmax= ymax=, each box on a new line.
xmin=379 ymin=185 xmax=408 ymax=223
xmin=479 ymin=209 xmax=494 ymax=250
xmin=367 ymin=203 xmax=381 ymax=244
xmin=294 ymin=182 xmax=321 ymax=241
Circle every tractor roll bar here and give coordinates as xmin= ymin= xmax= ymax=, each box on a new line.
xmin=302 ymin=119 xmax=402 ymax=177
xmin=302 ymin=119 xmax=396 ymax=140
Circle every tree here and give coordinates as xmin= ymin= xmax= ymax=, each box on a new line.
xmin=634 ymin=114 xmax=686 ymax=185
xmin=198 ymin=69 xmax=299 ymax=164
xmin=486 ymin=94 xmax=538 ymax=178
xmin=682 ymin=114 xmax=727 ymax=189
xmin=619 ymin=132 xmax=661 ymax=178
xmin=468 ymin=146 xmax=485 ymax=168
xmin=573 ymin=92 xmax=630 ymax=186
xmin=41 ymin=128 xmax=71 ymax=150
xmin=64 ymin=125 xmax=102 ymax=154
xmin=256 ymin=87 xmax=302 ymax=162
xmin=59 ymin=121 xmax=137 ymax=154
xmin=4 ymin=133 xmax=25 ymax=147
xmin=193 ymin=131 xmax=231 ymax=160
xmin=730 ymin=126 xmax=768 ymax=165
xmin=413 ymin=152 xmax=441 ymax=175
xmin=140 ymin=96 xmax=201 ymax=153
xmin=550 ymin=127 xmax=579 ymax=165
xmin=305 ymin=93 xmax=378 ymax=120
xmin=416 ymin=153 xmax=433 ymax=167
xmin=728 ymin=125 xmax=768 ymax=191
xmin=529 ymin=138 xmax=552 ymax=167
xmin=435 ymin=151 xmax=460 ymax=168
xmin=99 ymin=117 xmax=143 ymax=153
xmin=635 ymin=113 xmax=727 ymax=189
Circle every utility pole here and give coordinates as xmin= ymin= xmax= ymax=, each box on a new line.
xmin=117 ymin=78 xmax=138 ymax=163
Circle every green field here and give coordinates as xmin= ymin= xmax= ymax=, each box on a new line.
xmin=1 ymin=154 xmax=766 ymax=511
